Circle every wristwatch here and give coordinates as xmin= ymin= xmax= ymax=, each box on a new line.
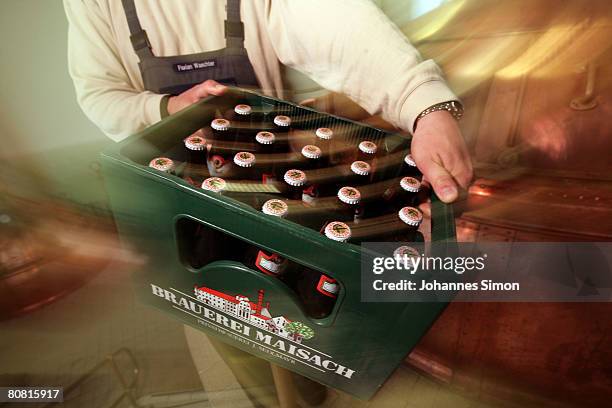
xmin=414 ymin=100 xmax=464 ymax=131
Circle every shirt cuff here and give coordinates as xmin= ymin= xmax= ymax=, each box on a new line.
xmin=400 ymin=79 xmax=459 ymax=134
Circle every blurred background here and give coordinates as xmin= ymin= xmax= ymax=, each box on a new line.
xmin=1 ymin=0 xmax=610 ymax=407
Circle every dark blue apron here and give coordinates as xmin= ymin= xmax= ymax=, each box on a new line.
xmin=121 ymin=0 xmax=260 ymax=95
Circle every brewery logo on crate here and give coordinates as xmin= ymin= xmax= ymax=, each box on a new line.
xmin=150 ymin=284 xmax=357 ymax=380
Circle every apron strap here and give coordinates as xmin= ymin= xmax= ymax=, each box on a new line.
xmin=121 ymin=0 xmax=154 ymax=60
xmin=225 ymin=0 xmax=245 ymax=49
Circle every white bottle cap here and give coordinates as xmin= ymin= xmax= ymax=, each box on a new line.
xmin=233 ymin=152 xmax=256 ymax=168
xmin=338 ymin=186 xmax=361 ymax=205
xmin=400 ymin=177 xmax=421 ymax=193
xmin=284 ymin=169 xmax=307 ymax=187
xmin=211 ymin=118 xmax=230 ymax=131
xmin=274 ymin=115 xmax=291 ymax=127
xmin=201 ymin=177 xmax=227 ymax=193
xmin=398 ymin=206 xmax=423 ymax=227
xmin=256 ymin=131 xmax=276 ymax=145
xmin=262 ymin=199 xmax=289 ymax=217
xmin=316 ymin=127 xmax=334 ymax=140
xmin=350 ymin=161 xmax=371 ymax=176
xmin=148 ymin=157 xmax=174 ymax=172
xmin=324 ymin=221 xmax=352 ymax=242
xmin=359 ymin=141 xmax=378 ymax=155
xmin=301 ymin=145 xmax=322 ymax=159
xmin=184 ymin=135 xmax=207 ymax=151
xmin=234 ymin=104 xmax=252 ymax=115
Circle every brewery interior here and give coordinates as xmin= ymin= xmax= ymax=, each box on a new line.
xmin=0 ymin=0 xmax=610 ymax=407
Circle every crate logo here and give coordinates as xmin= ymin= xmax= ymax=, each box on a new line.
xmin=150 ymin=284 xmax=356 ymax=379
xmin=194 ymin=286 xmax=315 ymax=343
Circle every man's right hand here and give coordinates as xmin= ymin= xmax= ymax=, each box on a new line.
xmin=167 ymin=80 xmax=228 ymax=115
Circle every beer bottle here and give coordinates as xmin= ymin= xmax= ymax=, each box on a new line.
xmin=357 ymin=140 xmax=378 ymax=162
xmin=255 ymin=131 xmax=277 ymax=154
xmin=299 ymin=145 xmax=324 ymax=170
xmin=381 ymin=176 xmax=421 ymax=212
xmin=393 ymin=245 xmax=421 ymax=271
xmin=243 ymin=199 xmax=290 ymax=277
xmin=226 ymin=104 xmax=254 ymax=143
xmin=391 ymin=206 xmax=424 ymax=241
xmin=210 ymin=118 xmax=233 ymax=140
xmin=347 ymin=161 xmax=372 ymax=186
xmin=401 ymin=153 xmax=421 ymax=179
xmin=283 ymin=169 xmax=308 ymax=201
xmin=232 ymin=151 xmax=257 ymax=180
xmin=180 ymin=135 xmax=209 ymax=185
xmin=273 ymin=115 xmax=292 ymax=152
xmin=314 ymin=127 xmax=334 ymax=166
xmin=149 ymin=157 xmax=175 ymax=173
xmin=337 ymin=186 xmax=363 ymax=223
xmin=207 ymin=143 xmax=235 ymax=178
xmin=295 ymin=270 xmax=339 ymax=319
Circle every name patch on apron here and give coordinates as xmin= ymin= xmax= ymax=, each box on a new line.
xmin=174 ymin=60 xmax=217 ymax=73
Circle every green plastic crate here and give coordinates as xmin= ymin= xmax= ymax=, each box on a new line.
xmin=100 ymin=87 xmax=456 ymax=399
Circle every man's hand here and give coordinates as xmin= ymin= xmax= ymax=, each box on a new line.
xmin=167 ymin=80 xmax=228 ymax=115
xmin=411 ymin=110 xmax=473 ymax=203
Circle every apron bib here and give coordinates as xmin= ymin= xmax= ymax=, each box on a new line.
xmin=122 ymin=0 xmax=260 ymax=95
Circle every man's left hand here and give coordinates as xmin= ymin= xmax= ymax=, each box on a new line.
xmin=410 ymin=110 xmax=473 ymax=203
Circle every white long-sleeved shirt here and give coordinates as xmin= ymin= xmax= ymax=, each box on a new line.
xmin=64 ymin=0 xmax=457 ymax=142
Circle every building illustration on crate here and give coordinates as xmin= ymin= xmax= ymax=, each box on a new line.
xmin=194 ymin=286 xmax=315 ymax=343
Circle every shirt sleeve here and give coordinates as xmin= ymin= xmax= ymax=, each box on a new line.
xmin=63 ymin=0 xmax=165 ymax=142
xmin=264 ymin=0 xmax=458 ymax=133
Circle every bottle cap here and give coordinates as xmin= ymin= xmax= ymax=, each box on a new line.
xmin=393 ymin=245 xmax=420 ymax=258
xmin=184 ymin=135 xmax=207 ymax=151
xmin=359 ymin=141 xmax=378 ymax=155
xmin=301 ymin=145 xmax=322 ymax=159
xmin=234 ymin=104 xmax=252 ymax=115
xmin=234 ymin=152 xmax=256 ymax=168
xmin=316 ymin=127 xmax=334 ymax=140
xmin=404 ymin=154 xmax=417 ymax=167
xmin=262 ymin=199 xmax=288 ymax=217
xmin=256 ymin=131 xmax=276 ymax=145
xmin=274 ymin=115 xmax=291 ymax=127
xmin=398 ymin=206 xmax=423 ymax=227
xmin=324 ymin=221 xmax=352 ymax=242
xmin=149 ymin=157 xmax=174 ymax=172
xmin=201 ymin=177 xmax=227 ymax=193
xmin=338 ymin=186 xmax=361 ymax=205
xmin=284 ymin=169 xmax=307 ymax=187
xmin=400 ymin=177 xmax=421 ymax=193
xmin=350 ymin=161 xmax=371 ymax=176
xmin=211 ymin=118 xmax=230 ymax=131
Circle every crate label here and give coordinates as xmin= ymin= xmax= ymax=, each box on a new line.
xmin=150 ymin=284 xmax=357 ymax=380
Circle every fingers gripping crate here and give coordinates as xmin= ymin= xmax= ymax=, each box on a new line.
xmin=100 ymin=88 xmax=456 ymax=399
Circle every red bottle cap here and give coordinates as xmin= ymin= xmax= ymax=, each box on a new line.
xmin=351 ymin=161 xmax=371 ymax=176
xmin=301 ymin=145 xmax=322 ymax=159
xmin=234 ymin=104 xmax=252 ymax=115
xmin=274 ymin=115 xmax=291 ymax=127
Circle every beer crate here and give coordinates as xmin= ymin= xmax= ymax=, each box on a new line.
xmin=100 ymin=87 xmax=456 ymax=399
